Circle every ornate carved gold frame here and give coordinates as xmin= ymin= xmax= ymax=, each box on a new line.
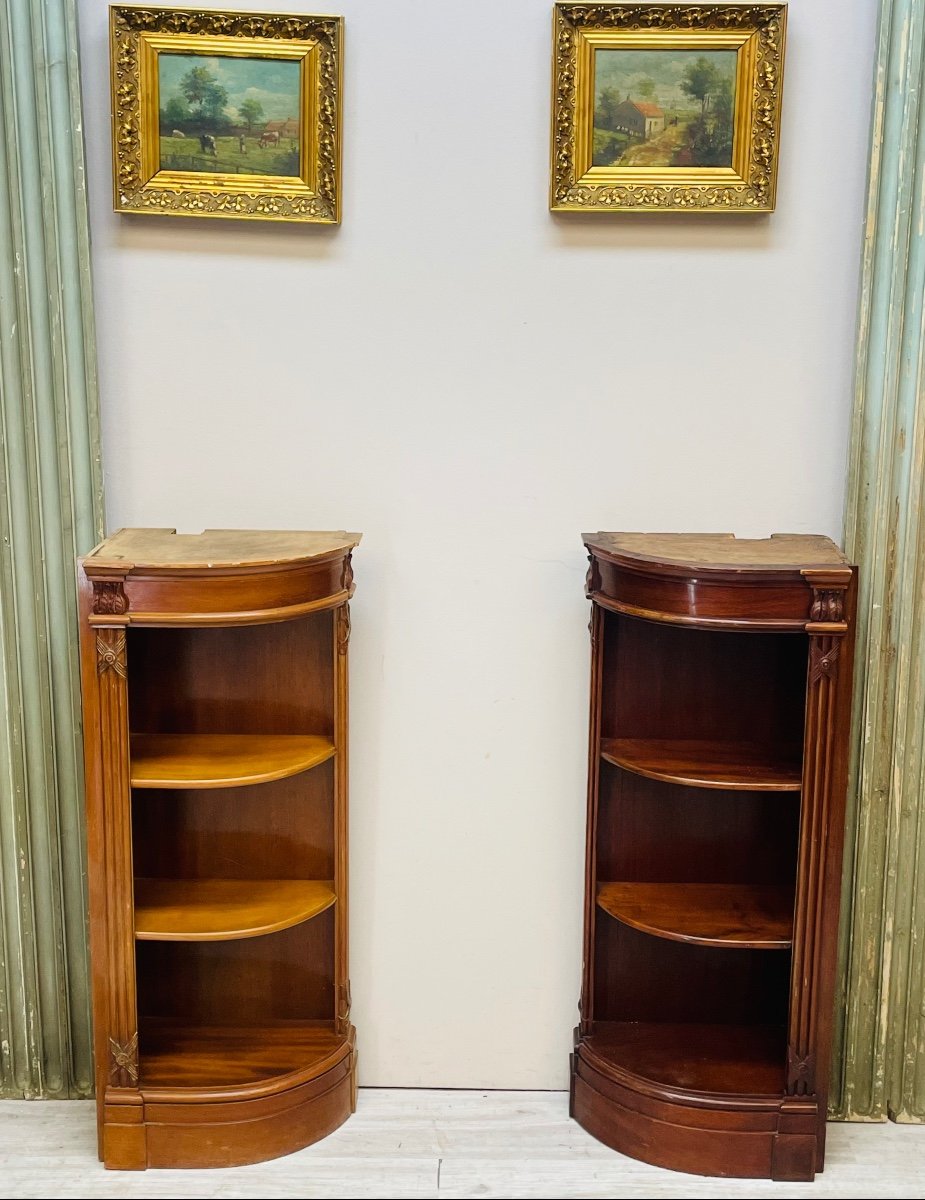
xmin=110 ymin=6 xmax=342 ymax=223
xmin=551 ymin=4 xmax=787 ymax=213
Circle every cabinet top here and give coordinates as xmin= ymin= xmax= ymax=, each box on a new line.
xmin=83 ymin=528 xmax=361 ymax=572
xmin=583 ymin=532 xmax=850 ymax=575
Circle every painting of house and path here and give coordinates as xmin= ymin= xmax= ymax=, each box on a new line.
xmin=593 ymin=48 xmax=737 ymax=169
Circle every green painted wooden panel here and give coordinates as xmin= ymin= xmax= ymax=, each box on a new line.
xmin=834 ymin=0 xmax=925 ymax=1123
xmin=0 ymin=0 xmax=102 ymax=1097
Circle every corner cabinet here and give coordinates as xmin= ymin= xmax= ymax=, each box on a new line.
xmin=572 ymin=533 xmax=857 ymax=1182
xmin=78 ymin=529 xmax=360 ymax=1170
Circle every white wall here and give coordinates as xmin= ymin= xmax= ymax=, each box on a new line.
xmin=77 ymin=0 xmax=878 ymax=1088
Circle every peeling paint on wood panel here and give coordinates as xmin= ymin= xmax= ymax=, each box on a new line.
xmin=0 ymin=0 xmax=102 ymax=1099
xmin=836 ymin=0 xmax=925 ymax=1126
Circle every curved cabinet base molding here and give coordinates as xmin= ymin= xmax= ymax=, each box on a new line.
xmin=570 ymin=1046 xmax=818 ymax=1183
xmin=103 ymin=1032 xmax=357 ymax=1171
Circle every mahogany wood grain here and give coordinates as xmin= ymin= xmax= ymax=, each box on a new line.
xmin=596 ymin=883 xmax=793 ymax=950
xmin=576 ymin=533 xmax=857 ymax=1180
xmin=582 ymin=1022 xmax=786 ymax=1097
xmin=130 ymin=733 xmax=335 ymax=789
xmin=127 ymin=617 xmax=334 ymax=738
xmin=142 ymin=1046 xmax=356 ymax=1170
xmin=596 ymin=768 xmax=799 ymax=886
xmin=78 ymin=530 xmax=359 ymax=1169
xmin=600 ymin=616 xmax=808 ymax=750
xmin=136 ymin=913 xmax=335 ymax=1026
xmin=131 ymin=765 xmax=335 ymax=882
xmin=600 ymin=737 xmax=802 ymax=791
xmin=138 ymin=1019 xmax=347 ymax=1091
xmin=134 ymin=878 xmax=336 ymax=941
xmin=593 ymin=910 xmax=792 ymax=1026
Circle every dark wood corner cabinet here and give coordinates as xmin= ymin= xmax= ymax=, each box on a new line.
xmin=572 ymin=533 xmax=857 ymax=1182
xmin=78 ymin=528 xmax=360 ymax=1170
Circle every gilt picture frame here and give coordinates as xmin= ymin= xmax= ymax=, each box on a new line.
xmin=110 ymin=6 xmax=342 ymax=223
xmin=550 ymin=3 xmax=787 ymax=213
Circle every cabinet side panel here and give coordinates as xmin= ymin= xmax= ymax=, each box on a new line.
xmin=580 ymin=603 xmax=605 ymax=1034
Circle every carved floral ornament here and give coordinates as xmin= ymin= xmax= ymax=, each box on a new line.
xmin=110 ymin=7 xmax=341 ymax=223
xmin=551 ymin=3 xmax=787 ymax=214
xmin=93 ymin=580 xmax=129 ymax=615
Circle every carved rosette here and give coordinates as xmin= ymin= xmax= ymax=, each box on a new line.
xmin=551 ymin=4 xmax=785 ymax=212
xmin=96 ymin=631 xmax=127 ymax=677
xmin=336 ymin=604 xmax=352 ymax=656
xmin=111 ymin=8 xmax=340 ymax=222
xmin=109 ymin=1032 xmax=139 ymax=1088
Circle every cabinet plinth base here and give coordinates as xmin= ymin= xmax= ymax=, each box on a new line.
xmin=102 ymin=1029 xmax=357 ymax=1170
xmin=571 ymin=1040 xmax=820 ymax=1182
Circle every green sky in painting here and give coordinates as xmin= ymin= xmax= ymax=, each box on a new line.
xmin=158 ymin=53 xmax=300 ymax=122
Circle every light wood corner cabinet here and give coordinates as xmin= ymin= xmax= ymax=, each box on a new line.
xmin=78 ymin=528 xmax=360 ymax=1170
xmin=573 ymin=533 xmax=857 ymax=1182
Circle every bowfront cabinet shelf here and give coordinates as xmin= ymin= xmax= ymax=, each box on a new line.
xmin=572 ymin=533 xmax=857 ymax=1182
xmin=79 ymin=528 xmax=360 ymax=1170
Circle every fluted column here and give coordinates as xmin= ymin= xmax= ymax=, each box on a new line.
xmin=833 ymin=0 xmax=925 ymax=1123
xmin=0 ymin=0 xmax=103 ymax=1097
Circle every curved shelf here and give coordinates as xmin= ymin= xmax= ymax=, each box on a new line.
xmin=597 ymin=882 xmax=793 ymax=949
xmin=139 ymin=1019 xmax=351 ymax=1096
xmin=580 ymin=1021 xmax=786 ymax=1100
xmin=130 ymin=733 xmax=336 ymax=790
xmin=600 ymin=737 xmax=802 ymax=792
xmin=134 ymin=878 xmax=336 ymax=941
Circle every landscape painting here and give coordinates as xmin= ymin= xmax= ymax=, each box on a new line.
xmin=592 ymin=49 xmax=738 ymax=169
xmin=158 ymin=53 xmax=302 ymax=177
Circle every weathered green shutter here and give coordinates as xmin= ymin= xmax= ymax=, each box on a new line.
xmin=0 ymin=0 xmax=103 ymax=1098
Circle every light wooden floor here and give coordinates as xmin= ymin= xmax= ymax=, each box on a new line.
xmin=0 ymin=1089 xmax=922 ymax=1199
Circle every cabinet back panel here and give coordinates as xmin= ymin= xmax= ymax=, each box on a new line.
xmin=597 ymin=765 xmax=799 ymax=885
xmin=593 ymin=918 xmax=791 ymax=1025
xmin=127 ymin=614 xmax=333 ymax=736
xmin=136 ymin=911 xmax=335 ymax=1024
xmin=132 ymin=763 xmax=334 ymax=880
xmin=601 ymin=614 xmax=807 ymax=748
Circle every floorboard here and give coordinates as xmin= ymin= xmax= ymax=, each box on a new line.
xmin=0 ymin=1089 xmax=921 ymax=1199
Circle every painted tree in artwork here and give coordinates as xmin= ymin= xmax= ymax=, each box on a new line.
xmin=180 ymin=64 xmax=228 ymax=123
xmin=680 ymin=57 xmax=719 ymax=113
xmin=238 ymin=97 xmax=264 ymax=132
xmin=637 ymin=77 xmax=657 ymax=100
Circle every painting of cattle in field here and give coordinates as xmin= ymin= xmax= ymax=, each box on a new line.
xmin=158 ymin=53 xmax=302 ymax=177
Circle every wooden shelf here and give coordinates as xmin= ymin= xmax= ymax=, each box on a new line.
xmin=139 ymin=1019 xmax=349 ymax=1091
xmin=597 ymin=882 xmax=793 ymax=949
xmin=600 ymin=738 xmax=802 ymax=792
xmin=130 ymin=733 xmax=335 ymax=790
xmin=135 ymin=878 xmax=335 ymax=941
xmin=582 ymin=1022 xmax=786 ymax=1097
